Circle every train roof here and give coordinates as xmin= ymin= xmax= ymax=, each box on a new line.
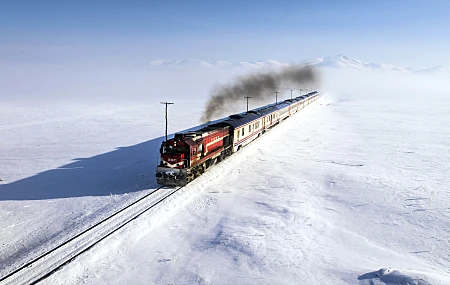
xmin=274 ymin=102 xmax=290 ymax=109
xmin=222 ymin=111 xmax=263 ymax=128
xmin=255 ymin=105 xmax=277 ymax=115
xmin=175 ymin=123 xmax=229 ymax=141
xmin=253 ymin=102 xmax=289 ymax=116
xmin=208 ymin=92 xmax=320 ymax=130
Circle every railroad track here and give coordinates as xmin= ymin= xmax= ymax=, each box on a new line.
xmin=0 ymin=185 xmax=182 ymax=285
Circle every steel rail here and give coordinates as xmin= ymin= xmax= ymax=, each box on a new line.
xmin=0 ymin=185 xmax=182 ymax=285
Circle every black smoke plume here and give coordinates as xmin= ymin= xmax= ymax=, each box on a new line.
xmin=200 ymin=65 xmax=321 ymax=122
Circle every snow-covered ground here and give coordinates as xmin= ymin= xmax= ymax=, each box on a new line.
xmin=0 ymin=101 xmax=201 ymax=275
xmin=1 ymin=67 xmax=450 ymax=284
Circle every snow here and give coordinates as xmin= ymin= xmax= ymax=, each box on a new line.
xmin=0 ymin=102 xmax=198 ymax=277
xmin=416 ymin=66 xmax=450 ymax=75
xmin=149 ymin=54 xmax=450 ymax=75
xmin=1 ymin=66 xmax=450 ymax=284
xmin=150 ymin=59 xmax=291 ymax=70
xmin=305 ymin=54 xmax=413 ymax=73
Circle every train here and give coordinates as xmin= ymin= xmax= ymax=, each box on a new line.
xmin=156 ymin=91 xmax=320 ymax=186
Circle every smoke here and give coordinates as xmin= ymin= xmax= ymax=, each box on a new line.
xmin=200 ymin=65 xmax=321 ymax=122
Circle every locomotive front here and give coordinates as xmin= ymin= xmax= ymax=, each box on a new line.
xmin=156 ymin=134 xmax=190 ymax=186
xmin=156 ymin=125 xmax=232 ymax=186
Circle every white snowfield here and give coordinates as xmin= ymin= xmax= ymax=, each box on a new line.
xmin=1 ymin=68 xmax=450 ymax=284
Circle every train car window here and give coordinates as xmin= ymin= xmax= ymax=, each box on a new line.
xmin=193 ymin=148 xmax=196 ymax=155
xmin=249 ymin=125 xmax=251 ymax=132
xmin=242 ymin=128 xmax=244 ymax=136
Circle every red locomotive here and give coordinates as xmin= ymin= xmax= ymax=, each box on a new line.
xmin=156 ymin=123 xmax=233 ymax=185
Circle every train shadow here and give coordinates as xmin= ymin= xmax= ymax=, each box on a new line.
xmin=0 ymin=119 xmax=223 ymax=201
xmin=0 ymin=137 xmax=163 ymax=201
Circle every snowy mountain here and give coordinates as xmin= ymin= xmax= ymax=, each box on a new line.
xmin=149 ymin=59 xmax=217 ymax=68
xmin=150 ymin=54 xmax=449 ymax=75
xmin=304 ymin=54 xmax=412 ymax=73
xmin=415 ymin=65 xmax=450 ymax=75
xmin=150 ymin=59 xmax=290 ymax=69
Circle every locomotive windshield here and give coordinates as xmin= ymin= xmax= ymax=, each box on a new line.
xmin=167 ymin=145 xmax=185 ymax=153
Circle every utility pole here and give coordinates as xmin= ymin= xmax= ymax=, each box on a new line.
xmin=290 ymin=90 xmax=293 ymax=99
xmin=299 ymin=88 xmax=303 ymax=96
xmin=160 ymin=101 xmax=174 ymax=144
xmin=244 ymin=96 xmax=252 ymax=112
xmin=275 ymin=91 xmax=279 ymax=105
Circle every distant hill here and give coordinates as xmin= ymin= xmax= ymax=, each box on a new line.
xmin=150 ymin=54 xmax=449 ymax=75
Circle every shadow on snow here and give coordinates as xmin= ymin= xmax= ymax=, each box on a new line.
xmin=0 ymin=136 xmax=163 ymax=201
xmin=0 ymin=118 xmax=225 ymax=201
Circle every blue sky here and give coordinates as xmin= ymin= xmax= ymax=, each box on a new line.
xmin=1 ymin=0 xmax=450 ymax=68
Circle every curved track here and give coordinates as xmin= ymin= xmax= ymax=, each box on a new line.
xmin=0 ymin=186 xmax=182 ymax=285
